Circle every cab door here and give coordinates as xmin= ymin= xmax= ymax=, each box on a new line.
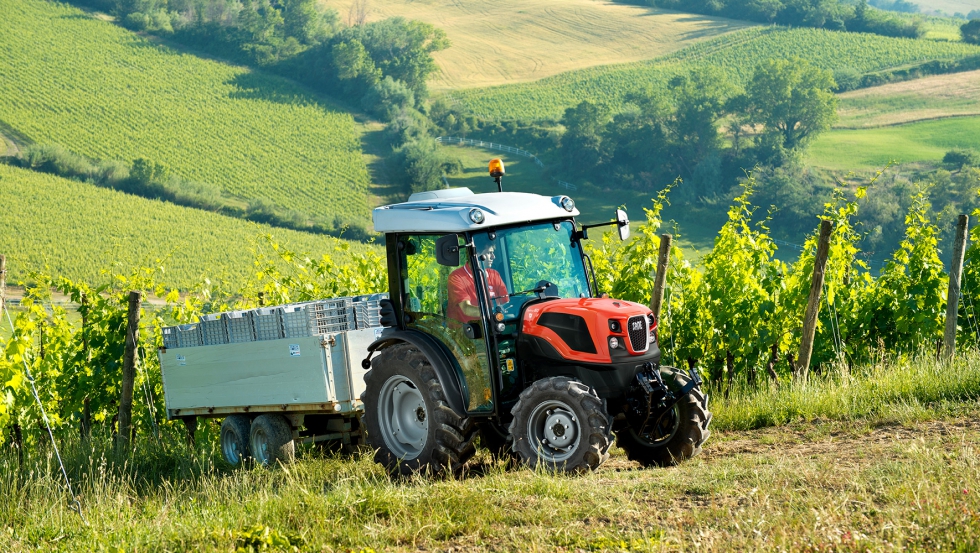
xmin=398 ymin=234 xmax=495 ymax=414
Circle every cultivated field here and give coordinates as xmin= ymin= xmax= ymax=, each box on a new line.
xmin=448 ymin=26 xmax=980 ymax=121
xmin=3 ymin=355 xmax=979 ymax=551
xmin=328 ymin=0 xmax=752 ymax=91
xmin=0 ymin=0 xmax=373 ymax=226
xmin=808 ymin=115 xmax=980 ymax=169
xmin=836 ymin=68 xmax=980 ymax=128
xmin=916 ymin=0 xmax=980 ymax=14
xmin=0 ymin=164 xmax=374 ymax=290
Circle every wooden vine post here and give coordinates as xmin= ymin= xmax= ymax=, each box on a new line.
xmin=0 ymin=254 xmax=6 ymax=316
xmin=944 ymin=214 xmax=969 ymax=359
xmin=797 ymin=220 xmax=833 ymax=379
xmin=117 ymin=291 xmax=141 ymax=448
xmin=650 ymin=234 xmax=672 ymax=322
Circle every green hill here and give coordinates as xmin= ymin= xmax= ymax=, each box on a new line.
xmin=0 ymin=164 xmax=373 ymax=289
xmin=448 ymin=26 xmax=980 ymax=121
xmin=0 ymin=0 xmax=372 ymax=227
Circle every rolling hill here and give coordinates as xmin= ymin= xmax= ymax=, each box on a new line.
xmin=329 ymin=0 xmax=753 ymax=91
xmin=447 ymin=26 xmax=980 ymax=121
xmin=0 ymin=164 xmax=373 ymax=289
xmin=0 ymin=0 xmax=373 ymax=227
xmin=836 ymin=68 xmax=980 ymax=128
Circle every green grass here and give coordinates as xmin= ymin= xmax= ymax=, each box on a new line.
xmin=3 ymin=355 xmax=980 ymax=551
xmin=808 ymin=115 xmax=980 ymax=169
xmin=0 ymin=0 xmax=372 ymax=226
xmin=0 ymin=164 xmax=374 ymax=290
xmin=448 ymin=26 xmax=980 ymax=121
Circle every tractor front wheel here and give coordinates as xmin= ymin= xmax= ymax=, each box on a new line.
xmin=615 ymin=366 xmax=712 ymax=467
xmin=509 ymin=377 xmax=612 ymax=473
xmin=362 ymin=344 xmax=477 ymax=476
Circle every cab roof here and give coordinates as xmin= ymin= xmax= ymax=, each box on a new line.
xmin=373 ymin=188 xmax=580 ymax=234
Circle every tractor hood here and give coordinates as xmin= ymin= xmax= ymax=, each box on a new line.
xmin=521 ymin=298 xmax=656 ymax=365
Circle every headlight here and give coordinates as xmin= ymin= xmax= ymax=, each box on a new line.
xmin=608 ymin=319 xmax=621 ymax=333
xmin=608 ymin=336 xmax=620 ymax=350
xmin=560 ymin=196 xmax=575 ymax=212
xmin=468 ymin=208 xmax=485 ymax=224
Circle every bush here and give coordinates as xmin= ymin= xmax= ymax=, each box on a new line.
xmin=361 ymin=77 xmax=415 ymax=121
xmin=963 ymin=19 xmax=980 ymax=45
xmin=943 ymin=148 xmax=980 ymax=168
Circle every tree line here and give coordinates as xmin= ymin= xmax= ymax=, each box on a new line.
xmin=624 ymin=0 xmax=925 ymax=38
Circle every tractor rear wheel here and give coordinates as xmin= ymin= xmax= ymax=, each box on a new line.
xmin=615 ymin=366 xmax=711 ymax=467
xmin=362 ymin=344 xmax=477 ymax=476
xmin=509 ymin=377 xmax=612 ymax=473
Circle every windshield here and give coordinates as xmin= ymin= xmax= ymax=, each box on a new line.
xmin=472 ymin=221 xmax=591 ymax=320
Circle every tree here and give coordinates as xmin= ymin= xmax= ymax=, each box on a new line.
xmin=282 ymin=0 xmax=337 ymax=45
xmin=745 ymin=58 xmax=838 ymax=160
xmin=559 ymin=101 xmax=610 ymax=172
xmin=962 ymin=19 xmax=980 ymax=45
xmin=667 ymin=67 xmax=735 ymax=178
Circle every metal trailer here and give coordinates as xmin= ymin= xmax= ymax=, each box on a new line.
xmin=158 ymin=296 xmax=386 ymax=466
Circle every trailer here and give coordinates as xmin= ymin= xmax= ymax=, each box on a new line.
xmin=158 ymin=296 xmax=385 ymax=465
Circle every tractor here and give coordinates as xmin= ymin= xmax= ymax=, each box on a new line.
xmin=360 ymin=160 xmax=711 ymax=474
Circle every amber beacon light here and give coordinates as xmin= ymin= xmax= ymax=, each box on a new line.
xmin=489 ymin=158 xmax=505 ymax=192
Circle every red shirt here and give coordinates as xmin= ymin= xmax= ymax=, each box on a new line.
xmin=447 ymin=264 xmax=509 ymax=322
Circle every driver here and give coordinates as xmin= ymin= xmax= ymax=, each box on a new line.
xmin=447 ymin=240 xmax=509 ymax=323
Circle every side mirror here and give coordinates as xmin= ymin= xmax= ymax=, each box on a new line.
xmin=435 ymin=234 xmax=461 ymax=266
xmin=616 ymin=209 xmax=630 ymax=241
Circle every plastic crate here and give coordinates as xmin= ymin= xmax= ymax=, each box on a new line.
xmin=306 ymin=299 xmax=354 ymax=334
xmin=162 ymin=326 xmax=179 ymax=349
xmin=176 ymin=324 xmax=203 ymax=348
xmin=353 ymin=294 xmax=386 ymax=329
xmin=224 ymin=310 xmax=254 ymax=343
xmin=251 ymin=307 xmax=283 ymax=340
xmin=282 ymin=304 xmax=312 ymax=338
xmin=199 ymin=313 xmax=228 ymax=345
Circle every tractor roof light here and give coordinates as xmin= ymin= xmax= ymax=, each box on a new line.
xmin=469 ymin=208 xmax=486 ymax=224
xmin=560 ymin=196 xmax=575 ymax=212
xmin=488 ymin=158 xmax=505 ymax=178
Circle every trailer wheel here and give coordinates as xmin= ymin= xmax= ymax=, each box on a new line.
xmin=615 ymin=366 xmax=712 ymax=467
xmin=250 ymin=414 xmax=295 ymax=467
xmin=362 ymin=344 xmax=477 ymax=476
xmin=220 ymin=415 xmax=252 ymax=466
xmin=509 ymin=377 xmax=612 ymax=473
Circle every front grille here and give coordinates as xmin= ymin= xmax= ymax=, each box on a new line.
xmin=627 ymin=315 xmax=648 ymax=352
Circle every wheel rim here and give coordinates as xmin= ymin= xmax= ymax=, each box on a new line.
xmin=527 ymin=400 xmax=581 ymax=463
xmin=631 ymin=404 xmax=680 ymax=446
xmin=221 ymin=428 xmax=242 ymax=465
xmin=378 ymin=375 xmax=428 ymax=460
xmin=252 ymin=426 xmax=271 ymax=465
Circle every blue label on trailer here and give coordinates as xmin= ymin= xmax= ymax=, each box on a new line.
xmin=176 ymin=355 xmax=186 ymax=366
xmin=289 ymin=344 xmax=301 ymax=357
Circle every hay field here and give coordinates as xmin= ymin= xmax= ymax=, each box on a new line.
xmin=328 ymin=0 xmax=752 ymax=91
xmin=837 ymin=68 xmax=980 ymax=128
xmin=916 ymin=0 xmax=980 ymax=14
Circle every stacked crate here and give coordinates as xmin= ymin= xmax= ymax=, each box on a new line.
xmin=160 ymin=296 xmax=387 ymax=348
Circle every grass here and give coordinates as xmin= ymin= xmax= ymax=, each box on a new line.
xmin=448 ymin=26 xmax=980 ymax=121
xmin=807 ymin=115 xmax=980 ymax=169
xmin=0 ymin=164 xmax=375 ymax=290
xmin=3 ymin=353 xmax=980 ymax=551
xmin=836 ymin=68 xmax=980 ymax=128
xmin=0 ymin=0 xmax=373 ymax=226
xmin=329 ymin=0 xmax=752 ymax=91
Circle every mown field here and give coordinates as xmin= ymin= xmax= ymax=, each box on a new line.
xmin=0 ymin=0 xmax=373 ymax=226
xmin=808 ymin=115 xmax=980 ymax=169
xmin=0 ymin=164 xmax=374 ymax=290
xmin=3 ymin=354 xmax=979 ymax=551
xmin=329 ymin=0 xmax=751 ymax=91
xmin=916 ymin=0 xmax=980 ymax=14
xmin=448 ymin=26 xmax=980 ymax=121
xmin=836 ymin=68 xmax=980 ymax=128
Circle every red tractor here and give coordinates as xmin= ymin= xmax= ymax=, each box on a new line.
xmin=361 ymin=162 xmax=710 ymax=474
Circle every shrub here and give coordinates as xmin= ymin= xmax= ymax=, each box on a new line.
xmin=943 ymin=148 xmax=980 ymax=168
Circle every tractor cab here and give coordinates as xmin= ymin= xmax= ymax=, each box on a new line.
xmin=362 ymin=162 xmax=710 ymax=475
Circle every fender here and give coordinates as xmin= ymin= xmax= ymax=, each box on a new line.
xmin=364 ymin=329 xmax=468 ymax=417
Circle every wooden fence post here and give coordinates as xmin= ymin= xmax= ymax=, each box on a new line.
xmin=797 ymin=220 xmax=833 ymax=379
xmin=650 ymin=234 xmax=672 ymax=322
xmin=0 ymin=254 xmax=6 ymax=315
xmin=117 ymin=291 xmax=141 ymax=449
xmin=944 ymin=214 xmax=969 ymax=359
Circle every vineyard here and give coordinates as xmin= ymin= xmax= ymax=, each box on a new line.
xmin=448 ymin=26 xmax=980 ymax=121
xmin=3 ymin=177 xmax=980 ymax=549
xmin=0 ymin=164 xmax=376 ymax=289
xmin=0 ymin=0 xmax=372 ymax=226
